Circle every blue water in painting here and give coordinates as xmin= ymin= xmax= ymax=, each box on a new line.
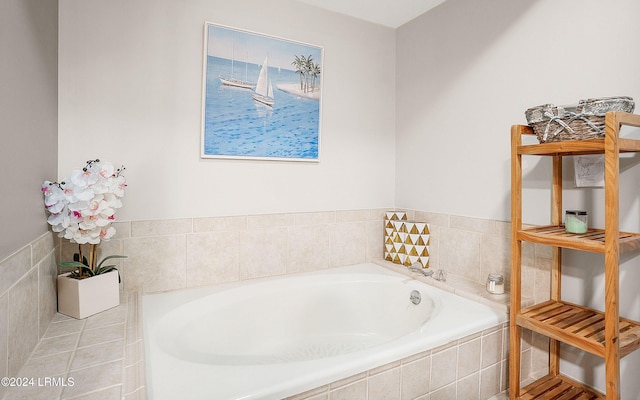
xmin=203 ymin=56 xmax=320 ymax=159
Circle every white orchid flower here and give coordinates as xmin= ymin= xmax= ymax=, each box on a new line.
xmin=42 ymin=182 xmax=67 ymax=212
xmin=61 ymin=180 xmax=95 ymax=204
xmin=79 ymin=217 xmax=97 ymax=231
xmin=73 ymin=227 xmax=101 ymax=244
xmin=42 ymin=159 xmax=125 ymax=245
xmin=99 ymin=226 xmax=116 ymax=240
xmin=82 ymin=195 xmax=108 ymax=216
xmin=108 ymin=175 xmax=127 ymax=198
xmin=102 ymin=192 xmax=123 ymax=209
xmin=70 ymin=162 xmax=100 ymax=188
xmin=68 ymin=200 xmax=90 ymax=214
xmin=95 ymin=217 xmax=112 ymax=227
xmin=99 ymin=163 xmax=115 ymax=179
xmin=46 ymin=199 xmax=66 ymax=215
xmin=62 ymin=222 xmax=80 ymax=240
xmin=47 ymin=210 xmax=69 ymax=229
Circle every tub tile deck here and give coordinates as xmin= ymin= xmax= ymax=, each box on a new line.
xmin=1 ymin=292 xmax=144 ymax=400
xmin=371 ymin=259 xmax=534 ymax=313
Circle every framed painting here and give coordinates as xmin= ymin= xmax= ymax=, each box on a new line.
xmin=201 ymin=23 xmax=323 ymax=161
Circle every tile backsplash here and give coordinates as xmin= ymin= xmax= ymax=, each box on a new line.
xmin=74 ymin=209 xmax=385 ymax=294
xmin=58 ymin=208 xmax=537 ymax=296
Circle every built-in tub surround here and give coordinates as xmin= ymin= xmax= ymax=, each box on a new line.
xmin=65 ymin=208 xmax=551 ymax=379
xmin=1 ymin=208 xmax=553 ymax=398
xmin=143 ymin=263 xmax=508 ymax=399
xmin=1 ymin=258 xmax=529 ymax=400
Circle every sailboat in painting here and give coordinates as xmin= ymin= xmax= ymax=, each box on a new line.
xmin=252 ymin=56 xmax=275 ymax=107
xmin=219 ymin=44 xmax=255 ymax=89
xmin=219 ymin=75 xmax=254 ymax=90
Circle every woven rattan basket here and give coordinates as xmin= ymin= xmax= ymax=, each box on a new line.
xmin=525 ymin=96 xmax=635 ymax=143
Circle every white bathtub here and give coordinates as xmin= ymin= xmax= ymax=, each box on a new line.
xmin=142 ymin=263 xmax=507 ymax=400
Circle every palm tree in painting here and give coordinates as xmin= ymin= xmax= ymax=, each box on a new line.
xmin=292 ymin=55 xmax=307 ymax=91
xmin=292 ymin=54 xmax=321 ymax=93
xmin=309 ymin=62 xmax=321 ymax=93
xmin=304 ymin=55 xmax=314 ymax=92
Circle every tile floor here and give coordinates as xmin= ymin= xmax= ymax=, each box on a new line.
xmin=2 ymin=292 xmax=144 ymax=400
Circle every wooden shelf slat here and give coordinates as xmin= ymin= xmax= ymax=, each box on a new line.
xmin=519 ymin=374 xmax=604 ymax=400
xmin=517 ymin=137 xmax=640 ymax=156
xmin=514 ymin=112 xmax=640 ymax=157
xmin=516 ymin=301 xmax=640 ymax=358
xmin=517 ymin=225 xmax=640 ymax=254
xmin=518 ymin=139 xmax=608 ymax=156
xmin=615 ymin=112 xmax=640 ymax=128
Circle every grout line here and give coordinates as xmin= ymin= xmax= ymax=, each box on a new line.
xmin=59 ymin=319 xmax=86 ymax=399
xmin=64 ymin=383 xmax=123 ymax=400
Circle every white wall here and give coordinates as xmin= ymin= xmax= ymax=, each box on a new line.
xmin=0 ymin=0 xmax=58 ymax=260
xmin=58 ymin=0 xmax=396 ymax=221
xmin=396 ymin=0 xmax=640 ymax=396
xmin=0 ymin=1 xmax=59 ymax=390
xmin=396 ymin=0 xmax=640 ymax=223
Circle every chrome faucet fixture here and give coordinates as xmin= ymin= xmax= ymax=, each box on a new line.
xmin=409 ymin=263 xmax=434 ymax=277
xmin=433 ymin=269 xmax=447 ymax=282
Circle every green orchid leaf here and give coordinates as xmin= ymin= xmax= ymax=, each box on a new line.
xmin=61 ymin=253 xmax=125 ymax=280
xmin=96 ymin=255 xmax=127 ymax=269
xmin=95 ymin=265 xmax=116 ymax=274
xmin=72 ymin=253 xmax=89 ymax=266
xmin=77 ymin=265 xmax=96 ymax=277
xmin=62 ymin=265 xmax=96 ymax=279
xmin=95 ymin=266 xmax=121 ymax=283
xmin=59 ymin=261 xmax=88 ymax=269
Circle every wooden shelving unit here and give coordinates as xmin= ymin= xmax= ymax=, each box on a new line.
xmin=509 ymin=111 xmax=640 ymax=399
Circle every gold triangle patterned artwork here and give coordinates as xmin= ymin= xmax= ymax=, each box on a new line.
xmin=383 ymin=211 xmax=430 ymax=268
xmin=385 ymin=211 xmax=406 ymax=222
xmin=384 ymin=211 xmax=407 ymax=260
xmin=395 ymin=222 xmax=408 ymax=233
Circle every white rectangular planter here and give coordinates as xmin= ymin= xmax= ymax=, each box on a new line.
xmin=57 ymin=270 xmax=120 ymax=319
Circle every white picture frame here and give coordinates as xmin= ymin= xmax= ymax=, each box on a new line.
xmin=201 ymin=23 xmax=323 ymax=162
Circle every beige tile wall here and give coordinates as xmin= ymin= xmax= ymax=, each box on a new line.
xmin=60 ymin=209 xmax=386 ymax=294
xmin=56 ymin=208 xmax=548 ymax=295
xmin=0 ymin=232 xmax=58 ymax=399
xmin=406 ymin=210 xmax=512 ymax=288
xmin=286 ymin=324 xmax=510 ymax=400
